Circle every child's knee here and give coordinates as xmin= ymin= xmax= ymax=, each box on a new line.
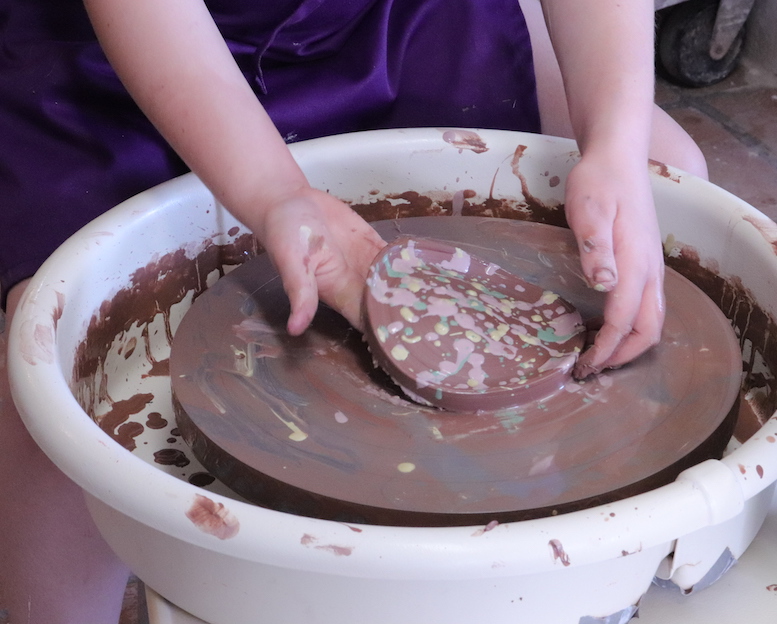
xmin=651 ymin=106 xmax=709 ymax=180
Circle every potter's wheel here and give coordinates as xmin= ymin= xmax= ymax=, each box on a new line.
xmin=170 ymin=217 xmax=741 ymax=526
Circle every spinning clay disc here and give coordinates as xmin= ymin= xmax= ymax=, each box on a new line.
xmin=170 ymin=217 xmax=741 ymax=527
xmin=362 ymin=237 xmax=585 ymax=411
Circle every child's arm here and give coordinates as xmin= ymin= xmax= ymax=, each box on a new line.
xmin=540 ymin=0 xmax=664 ymax=377
xmin=83 ymin=0 xmax=385 ymax=334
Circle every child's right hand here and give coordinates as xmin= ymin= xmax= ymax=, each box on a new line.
xmin=249 ymin=186 xmax=386 ymax=336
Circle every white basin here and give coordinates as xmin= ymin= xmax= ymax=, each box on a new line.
xmin=10 ymin=129 xmax=777 ymax=624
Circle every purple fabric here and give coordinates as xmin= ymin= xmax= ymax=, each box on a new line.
xmin=0 ymin=0 xmax=540 ymax=308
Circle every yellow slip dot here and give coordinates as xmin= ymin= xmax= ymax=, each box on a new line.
xmin=541 ymin=291 xmax=560 ymax=304
xmin=466 ymin=289 xmax=478 ymax=296
xmin=467 ymin=379 xmax=479 ymax=387
xmin=531 ymin=314 xmax=543 ymax=322
xmin=518 ymin=334 xmax=541 ymax=346
xmin=465 ymin=330 xmax=481 ymax=342
xmin=397 ymin=462 xmax=416 ymax=473
xmin=434 ymin=322 xmax=449 ymax=335
xmin=489 ymin=323 xmax=509 ymax=341
xmin=402 ymin=335 xmax=422 ymax=344
xmin=377 ymin=326 xmax=389 ymax=343
xmin=400 ymin=307 xmax=419 ymax=322
xmin=391 ymin=345 xmax=410 ymax=361
xmin=405 ymin=277 xmax=424 ymax=293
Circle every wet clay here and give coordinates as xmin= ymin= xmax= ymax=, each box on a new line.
xmin=363 ymin=237 xmax=584 ymax=410
xmin=169 ymin=217 xmax=741 ymax=527
xmin=73 ymin=232 xmax=259 ymax=455
xmin=663 ymin=241 xmax=777 ymax=441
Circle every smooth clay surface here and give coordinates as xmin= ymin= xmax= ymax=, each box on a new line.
xmin=170 ymin=217 xmax=742 ymax=526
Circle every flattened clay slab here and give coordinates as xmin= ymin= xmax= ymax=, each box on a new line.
xmin=170 ymin=217 xmax=741 ymax=527
xmin=363 ymin=237 xmax=585 ymax=410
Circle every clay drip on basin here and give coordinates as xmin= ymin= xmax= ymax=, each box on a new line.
xmin=169 ymin=217 xmax=741 ymax=527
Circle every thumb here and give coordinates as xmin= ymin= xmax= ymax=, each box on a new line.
xmin=566 ymin=196 xmax=619 ymax=293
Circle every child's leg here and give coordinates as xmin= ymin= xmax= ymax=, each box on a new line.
xmin=0 ymin=280 xmax=129 ymax=624
xmin=519 ymin=0 xmax=708 ymax=180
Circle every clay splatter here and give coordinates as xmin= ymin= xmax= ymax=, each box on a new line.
xmin=743 ymin=213 xmax=777 ymax=256
xmin=300 ymin=533 xmax=354 ymax=556
xmin=73 ymin=234 xmax=259 ymax=422
xmin=97 ymin=393 xmax=154 ymax=450
xmin=186 ymin=494 xmax=240 ymax=540
xmin=154 ymin=448 xmax=191 ymax=468
xmin=52 ymin=291 xmax=65 ymax=331
xmin=146 ymin=411 xmax=168 ymax=430
xmin=549 ymin=539 xmax=571 ymax=567
xmin=648 ymin=159 xmax=681 ymax=183
xmin=188 ymin=472 xmax=216 ymax=487
xmin=19 ymin=321 xmax=55 ymax=366
xmin=667 ymin=242 xmax=777 ymax=436
xmin=442 ymin=129 xmax=488 ymax=154
xmin=508 ymin=145 xmax=566 ymax=226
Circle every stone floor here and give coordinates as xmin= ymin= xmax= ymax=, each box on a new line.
xmin=116 ymin=59 xmax=777 ymax=624
xmin=656 ymin=60 xmax=777 ymax=221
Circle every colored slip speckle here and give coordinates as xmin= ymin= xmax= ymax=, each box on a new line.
xmin=364 ymin=237 xmax=585 ymax=410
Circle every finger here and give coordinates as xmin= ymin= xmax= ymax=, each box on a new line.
xmin=573 ymin=319 xmax=631 ymax=380
xmin=573 ymin=269 xmax=643 ymax=379
xmin=599 ymin=271 xmax=665 ymax=370
xmin=282 ymin=265 xmax=320 ymax=336
xmin=269 ymin=224 xmax=323 ymax=336
xmin=574 ymin=268 xmax=664 ymax=378
xmin=281 ymin=228 xmax=384 ymax=335
xmin=314 ymin=233 xmax=386 ymax=332
xmin=323 ymin=265 xmax=368 ymax=332
xmin=567 ymin=197 xmax=619 ymax=293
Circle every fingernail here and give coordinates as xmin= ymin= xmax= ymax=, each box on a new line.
xmin=573 ymin=360 xmax=598 ymax=380
xmin=591 ymin=267 xmax=615 ymax=291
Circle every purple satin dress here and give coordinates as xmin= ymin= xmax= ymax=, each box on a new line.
xmin=0 ymin=0 xmax=540 ymax=307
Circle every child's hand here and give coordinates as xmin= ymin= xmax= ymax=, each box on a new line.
xmin=253 ymin=187 xmax=386 ymax=335
xmin=564 ymin=153 xmax=665 ymax=378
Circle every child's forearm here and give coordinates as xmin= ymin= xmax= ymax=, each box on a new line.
xmin=540 ymin=0 xmax=655 ymax=159
xmin=83 ymin=0 xmax=308 ymax=229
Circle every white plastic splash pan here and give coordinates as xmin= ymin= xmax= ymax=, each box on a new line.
xmin=10 ymin=129 xmax=777 ymax=624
